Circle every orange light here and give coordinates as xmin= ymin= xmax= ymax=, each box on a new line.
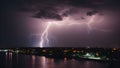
xmin=42 ymin=50 xmax=46 ymax=52
xmin=113 ymin=48 xmax=117 ymax=51
xmin=64 ymin=57 xmax=67 ymax=62
xmin=73 ymin=50 xmax=76 ymax=53
xmin=64 ymin=50 xmax=68 ymax=53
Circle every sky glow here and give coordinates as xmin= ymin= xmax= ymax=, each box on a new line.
xmin=40 ymin=15 xmax=103 ymax=47
xmin=1 ymin=0 xmax=120 ymax=47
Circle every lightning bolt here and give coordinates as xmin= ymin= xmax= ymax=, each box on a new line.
xmin=40 ymin=22 xmax=51 ymax=48
xmin=40 ymin=15 xmax=96 ymax=47
xmin=87 ymin=15 xmax=96 ymax=33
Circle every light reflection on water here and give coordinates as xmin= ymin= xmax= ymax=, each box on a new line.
xmin=0 ymin=52 xmax=119 ymax=68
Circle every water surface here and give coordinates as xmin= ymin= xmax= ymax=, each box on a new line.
xmin=0 ymin=52 xmax=119 ymax=68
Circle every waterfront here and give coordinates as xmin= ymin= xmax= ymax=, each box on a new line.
xmin=0 ymin=52 xmax=119 ymax=68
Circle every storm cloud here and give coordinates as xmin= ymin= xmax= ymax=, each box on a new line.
xmin=0 ymin=0 xmax=120 ymax=48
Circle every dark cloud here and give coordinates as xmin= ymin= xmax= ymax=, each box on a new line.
xmin=87 ymin=10 xmax=98 ymax=16
xmin=61 ymin=8 xmax=78 ymax=17
xmin=33 ymin=7 xmax=62 ymax=20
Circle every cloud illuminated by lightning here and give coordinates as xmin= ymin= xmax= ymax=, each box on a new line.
xmin=40 ymin=15 xmax=97 ymax=47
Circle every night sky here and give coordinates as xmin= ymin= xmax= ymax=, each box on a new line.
xmin=0 ymin=0 xmax=120 ymax=48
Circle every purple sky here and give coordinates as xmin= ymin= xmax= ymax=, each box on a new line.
xmin=0 ymin=0 xmax=120 ymax=48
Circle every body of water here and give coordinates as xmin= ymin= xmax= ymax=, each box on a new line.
xmin=0 ymin=52 xmax=119 ymax=68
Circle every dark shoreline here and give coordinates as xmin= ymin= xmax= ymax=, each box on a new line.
xmin=0 ymin=47 xmax=120 ymax=63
